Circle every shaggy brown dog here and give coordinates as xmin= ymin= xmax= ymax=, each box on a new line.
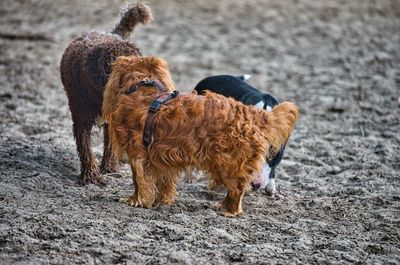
xmin=103 ymin=57 xmax=299 ymax=216
xmin=60 ymin=3 xmax=154 ymax=185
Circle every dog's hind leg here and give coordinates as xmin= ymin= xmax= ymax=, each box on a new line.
xmin=100 ymin=123 xmax=119 ymax=174
xmin=72 ymin=118 xmax=104 ymax=185
xmin=155 ymin=171 xmax=179 ymax=206
xmin=125 ymin=158 xmax=156 ymax=208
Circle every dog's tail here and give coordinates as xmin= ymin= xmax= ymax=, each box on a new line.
xmin=112 ymin=2 xmax=153 ymax=39
xmin=265 ymin=102 xmax=299 ymax=155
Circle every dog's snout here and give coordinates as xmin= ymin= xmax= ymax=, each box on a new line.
xmin=252 ymin=182 xmax=261 ymax=191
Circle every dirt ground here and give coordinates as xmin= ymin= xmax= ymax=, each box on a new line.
xmin=0 ymin=0 xmax=399 ymax=264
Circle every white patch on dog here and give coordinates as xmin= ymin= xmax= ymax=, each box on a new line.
xmin=243 ymin=74 xmax=252 ymax=81
xmin=253 ymin=163 xmax=272 ymax=189
xmin=265 ymin=178 xmax=276 ymax=195
xmin=265 ymin=105 xmax=272 ymax=112
xmin=254 ymin=101 xmax=264 ymax=109
xmin=259 ymin=164 xmax=272 ymax=189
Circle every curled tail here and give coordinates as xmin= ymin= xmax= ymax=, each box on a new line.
xmin=265 ymin=102 xmax=299 ymax=154
xmin=112 ymin=2 xmax=153 ymax=39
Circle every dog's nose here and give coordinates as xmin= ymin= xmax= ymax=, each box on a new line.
xmin=251 ymin=182 xmax=261 ymax=191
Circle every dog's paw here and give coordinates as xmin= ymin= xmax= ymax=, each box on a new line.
xmin=124 ymin=195 xmax=141 ymax=207
xmin=268 ymin=193 xmax=284 ymax=200
xmin=213 ymin=200 xmax=243 ymax=217
xmin=265 ymin=179 xmax=281 ymax=198
xmin=223 ymin=210 xmax=242 ymax=218
xmin=123 ymin=195 xmax=154 ymax=208
xmin=265 ymin=185 xmax=284 ymax=200
xmin=212 ymin=201 xmax=224 ymax=211
xmin=157 ymin=198 xmax=175 ymax=206
xmin=100 ymin=163 xmax=119 ymax=175
xmin=80 ymin=172 xmax=106 ymax=186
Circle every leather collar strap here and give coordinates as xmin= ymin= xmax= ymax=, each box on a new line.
xmin=125 ymin=79 xmax=168 ymax=95
xmin=143 ymin=90 xmax=179 ymax=148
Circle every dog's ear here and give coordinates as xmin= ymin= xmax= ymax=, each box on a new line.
xmin=266 ymin=102 xmax=298 ymax=155
xmin=147 ymin=57 xmax=175 ymax=91
xmin=155 ymin=58 xmax=175 ymax=92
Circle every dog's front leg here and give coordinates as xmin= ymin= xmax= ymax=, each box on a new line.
xmin=214 ymin=178 xmax=245 ymax=217
xmin=125 ymin=158 xmax=155 ymax=208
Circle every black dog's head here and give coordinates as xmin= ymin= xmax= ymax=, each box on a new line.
xmin=242 ymin=92 xmax=278 ymax=112
xmin=251 ymin=144 xmax=285 ymax=190
xmin=262 ymin=94 xmax=278 ymax=111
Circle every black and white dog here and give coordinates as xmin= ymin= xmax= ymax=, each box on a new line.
xmin=194 ymin=75 xmax=285 ymax=197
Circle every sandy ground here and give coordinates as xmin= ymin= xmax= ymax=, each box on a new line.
xmin=1 ymin=0 xmax=400 ymax=264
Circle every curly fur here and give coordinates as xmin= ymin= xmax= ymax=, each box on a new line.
xmin=103 ymin=58 xmax=299 ymax=216
xmin=102 ymin=56 xmax=174 ymax=123
xmin=60 ymin=2 xmax=152 ymax=185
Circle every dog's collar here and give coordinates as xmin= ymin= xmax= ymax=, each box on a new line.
xmin=143 ymin=90 xmax=180 ymax=148
xmin=125 ymin=79 xmax=168 ymax=95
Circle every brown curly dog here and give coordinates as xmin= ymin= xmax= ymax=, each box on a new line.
xmin=60 ymin=3 xmax=156 ymax=185
xmin=102 ymin=56 xmax=299 ymax=217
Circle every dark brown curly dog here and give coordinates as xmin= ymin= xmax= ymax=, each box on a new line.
xmin=103 ymin=57 xmax=299 ymax=216
xmin=60 ymin=3 xmax=153 ymax=185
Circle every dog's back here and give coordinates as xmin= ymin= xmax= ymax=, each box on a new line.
xmin=61 ymin=34 xmax=142 ymax=117
xmin=195 ymin=75 xmax=258 ymax=100
xmin=60 ymin=3 xmax=152 ymax=115
xmin=194 ymin=75 xmax=278 ymax=111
